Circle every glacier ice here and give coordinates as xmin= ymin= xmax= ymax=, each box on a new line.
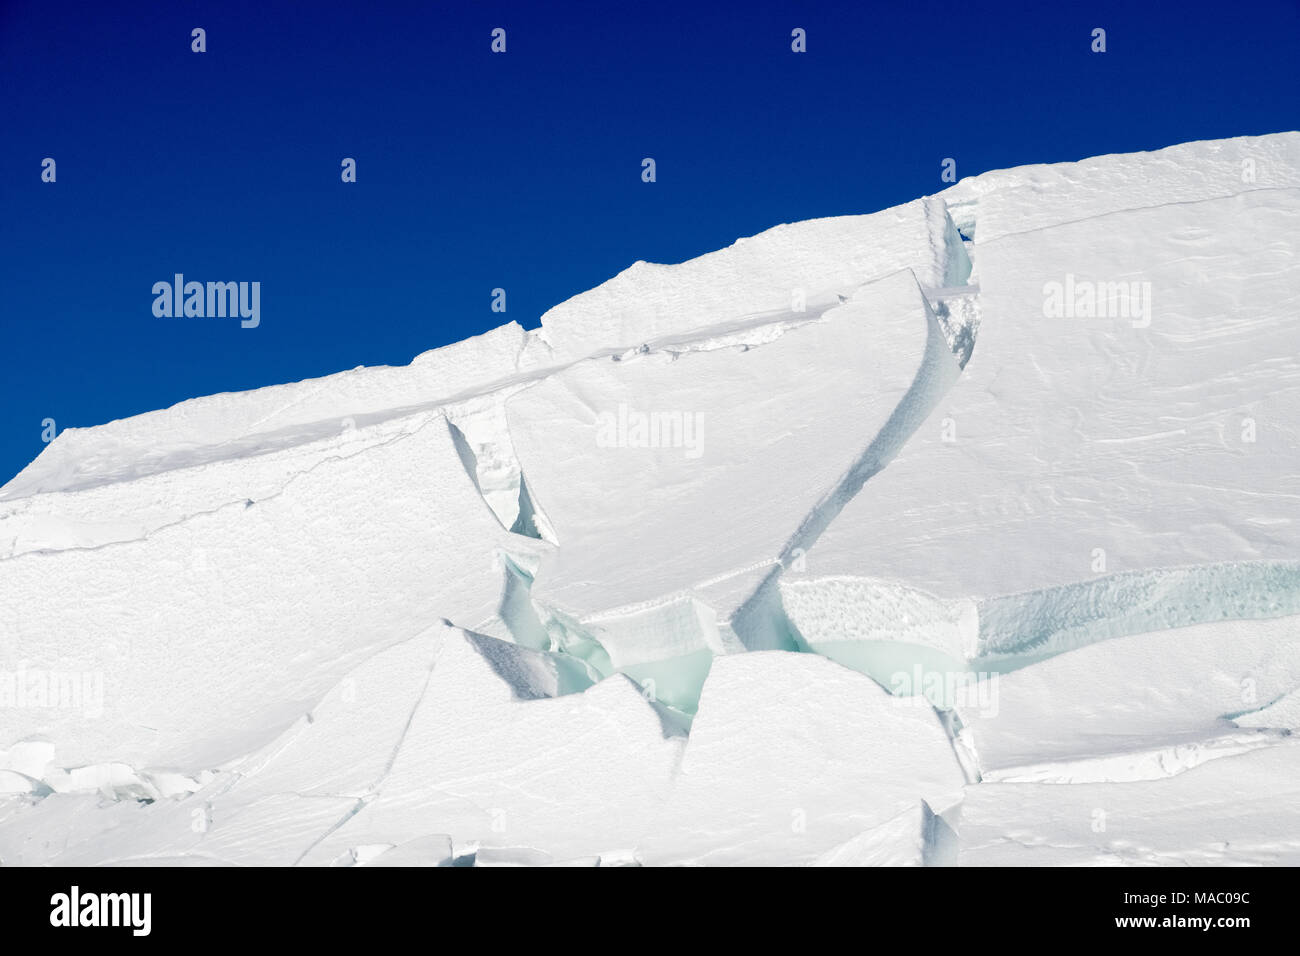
xmin=1 ymin=132 xmax=1298 ymax=866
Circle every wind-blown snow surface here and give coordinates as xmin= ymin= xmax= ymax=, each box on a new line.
xmin=2 ymin=133 xmax=1299 ymax=866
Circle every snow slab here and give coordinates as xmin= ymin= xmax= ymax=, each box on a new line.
xmin=287 ymin=625 xmax=684 ymax=865
xmin=0 ymin=625 xmax=628 ymax=865
xmin=790 ymin=164 xmax=1300 ymax=672
xmin=953 ymin=614 xmax=1300 ymax=783
xmin=0 ymin=417 xmax=522 ymax=774
xmin=536 ymin=197 xmax=968 ymax=357
xmin=939 ymin=131 xmax=1300 ymax=245
xmin=958 ymin=742 xmax=1300 ymax=866
xmin=638 ymin=652 xmax=965 ymax=866
xmin=505 ymin=269 xmax=965 ymax=708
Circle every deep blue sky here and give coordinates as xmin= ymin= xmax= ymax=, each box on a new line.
xmin=2 ymin=0 xmax=1297 ymax=485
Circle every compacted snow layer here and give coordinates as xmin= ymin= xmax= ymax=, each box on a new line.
xmin=958 ymin=743 xmax=1300 ymax=866
xmin=789 ymin=186 xmax=1300 ymax=670
xmin=0 ymin=132 xmax=1297 ymax=865
xmin=953 ymin=614 xmax=1300 ymax=783
xmin=506 ymin=270 xmax=963 ymax=679
xmin=0 ymin=419 xmax=529 ymax=772
xmin=638 ymin=652 xmax=964 ymax=866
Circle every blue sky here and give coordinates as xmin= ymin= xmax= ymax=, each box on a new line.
xmin=2 ymin=0 xmax=1297 ymax=484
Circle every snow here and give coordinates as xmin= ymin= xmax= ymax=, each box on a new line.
xmin=505 ymin=269 xmax=963 ymax=703
xmin=0 ymin=418 xmax=523 ymax=771
xmin=638 ymin=651 xmax=965 ymax=866
xmin=953 ymin=614 xmax=1300 ymax=783
xmin=958 ymin=742 xmax=1300 ymax=866
xmin=789 ymin=180 xmax=1300 ymax=673
xmin=0 ymin=132 xmax=1297 ymax=865
xmin=360 ymin=836 xmax=454 ymax=867
xmin=535 ymin=198 xmax=969 ymax=357
xmin=812 ymin=803 xmax=957 ymax=867
xmin=287 ymin=625 xmax=684 ymax=866
xmin=1235 ymin=686 xmax=1300 ymax=731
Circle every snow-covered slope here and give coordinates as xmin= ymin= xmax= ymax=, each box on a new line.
xmin=1 ymin=132 xmax=1297 ymax=866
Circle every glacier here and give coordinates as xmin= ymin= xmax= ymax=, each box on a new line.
xmin=1 ymin=132 xmax=1298 ymax=866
